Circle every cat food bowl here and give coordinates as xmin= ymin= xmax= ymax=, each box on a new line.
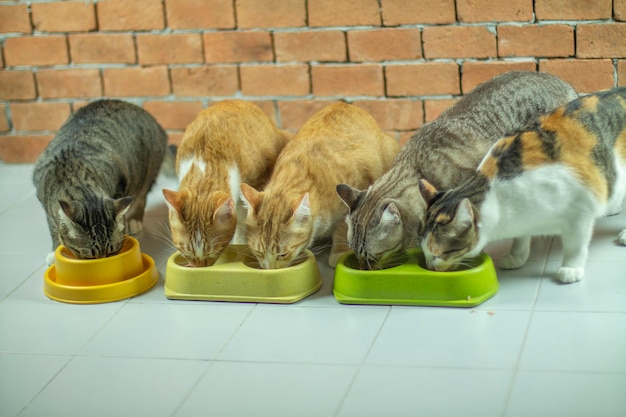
xmin=164 ymin=245 xmax=322 ymax=303
xmin=333 ymin=248 xmax=498 ymax=307
xmin=43 ymin=237 xmax=159 ymax=304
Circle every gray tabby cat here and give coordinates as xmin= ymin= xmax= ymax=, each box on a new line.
xmin=336 ymin=71 xmax=577 ymax=269
xmin=33 ymin=99 xmax=168 ymax=265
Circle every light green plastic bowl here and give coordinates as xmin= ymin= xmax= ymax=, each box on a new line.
xmin=164 ymin=245 xmax=322 ymax=304
xmin=333 ymin=248 xmax=498 ymax=307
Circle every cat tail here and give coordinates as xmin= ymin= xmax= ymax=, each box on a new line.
xmin=160 ymin=144 xmax=178 ymax=178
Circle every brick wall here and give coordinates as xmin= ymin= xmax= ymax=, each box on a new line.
xmin=1 ymin=0 xmax=625 ymax=162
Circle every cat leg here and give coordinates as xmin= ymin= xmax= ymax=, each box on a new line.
xmin=617 ymin=229 xmax=626 ymax=246
xmin=46 ymin=219 xmax=60 ymax=265
xmin=125 ymin=196 xmax=146 ymax=235
xmin=231 ymin=199 xmax=248 ymax=245
xmin=329 ymin=221 xmax=350 ymax=268
xmin=499 ymin=236 xmax=531 ymax=269
xmin=557 ymin=218 xmax=594 ymax=284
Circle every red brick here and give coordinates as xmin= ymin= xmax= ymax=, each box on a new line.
xmin=275 ymin=31 xmax=346 ymax=63
xmin=137 ymin=34 xmax=203 ymax=65
xmin=498 ymin=25 xmax=574 ymax=58
xmin=423 ymin=26 xmax=496 ymax=59
xmin=69 ymin=33 xmax=136 ymax=64
xmin=0 ymin=105 xmax=8 ymax=132
xmin=309 ymin=0 xmax=380 ymax=27
xmin=386 ymin=63 xmax=460 ymax=96
xmin=237 ymin=0 xmax=305 ymax=28
xmin=165 ymin=0 xmax=234 ymax=29
xmin=0 ymin=71 xmax=36 ymax=100
xmin=424 ymin=99 xmax=459 ymax=122
xmin=353 ymin=99 xmax=423 ymax=131
xmin=312 ymin=64 xmax=384 ymax=97
xmin=348 ymin=29 xmax=421 ymax=62
xmin=536 ymin=0 xmax=612 ymax=20
xmin=577 ymin=24 xmax=626 ymax=59
xmin=171 ymin=66 xmax=239 ymax=97
xmin=103 ymin=67 xmax=170 ymax=97
xmin=397 ymin=131 xmax=413 ymax=146
xmin=277 ymin=100 xmax=340 ymax=131
xmin=240 ymin=64 xmax=309 ymax=96
xmin=619 ymin=60 xmax=626 ymax=86
xmin=97 ymin=0 xmax=164 ymax=31
xmin=461 ymin=61 xmax=536 ymax=93
xmin=11 ymin=102 xmax=71 ymax=132
xmin=617 ymin=0 xmax=626 ymax=21
xmin=0 ymin=135 xmax=54 ymax=163
xmin=37 ymin=69 xmax=102 ymax=99
xmin=539 ymin=59 xmax=614 ymax=93
xmin=204 ymin=31 xmax=273 ymax=63
xmin=456 ymin=0 xmax=532 ymax=22
xmin=381 ymin=0 xmax=455 ymax=25
xmin=4 ymin=36 xmax=68 ymax=67
xmin=0 ymin=5 xmax=31 ymax=33
xmin=31 ymin=2 xmax=96 ymax=32
xmin=143 ymin=101 xmax=203 ymax=130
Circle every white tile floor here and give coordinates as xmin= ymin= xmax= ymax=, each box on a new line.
xmin=1 ymin=161 xmax=626 ymax=417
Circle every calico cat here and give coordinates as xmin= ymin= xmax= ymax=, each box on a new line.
xmin=162 ymin=100 xmax=290 ymax=267
xmin=419 ymin=87 xmax=626 ymax=283
xmin=240 ymin=103 xmax=400 ymax=269
xmin=33 ymin=99 xmax=168 ymax=264
xmin=336 ymin=71 xmax=577 ymax=269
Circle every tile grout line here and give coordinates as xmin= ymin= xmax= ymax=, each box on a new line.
xmin=499 ymin=236 xmax=554 ymax=417
xmin=332 ymin=305 xmax=392 ymax=417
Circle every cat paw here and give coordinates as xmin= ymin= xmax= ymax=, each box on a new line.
xmin=557 ymin=266 xmax=584 ymax=284
xmin=128 ymin=219 xmax=143 ymax=235
xmin=617 ymin=229 xmax=626 ymax=246
xmin=498 ymin=254 xmax=527 ymax=270
xmin=46 ymin=251 xmax=55 ymax=266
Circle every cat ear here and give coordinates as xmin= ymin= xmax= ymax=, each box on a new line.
xmin=381 ymin=202 xmax=401 ymax=225
xmin=113 ymin=197 xmax=132 ymax=217
xmin=418 ymin=180 xmax=439 ymax=205
xmin=213 ymin=195 xmax=235 ymax=228
xmin=240 ymin=183 xmax=261 ymax=213
xmin=336 ymin=184 xmax=363 ymax=212
xmin=291 ymin=193 xmax=312 ymax=225
xmin=454 ymin=198 xmax=475 ymax=228
xmin=162 ymin=189 xmax=182 ymax=212
xmin=58 ymin=200 xmax=79 ymax=223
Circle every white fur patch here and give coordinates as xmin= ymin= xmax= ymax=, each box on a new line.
xmin=178 ymin=156 xmax=207 ymax=183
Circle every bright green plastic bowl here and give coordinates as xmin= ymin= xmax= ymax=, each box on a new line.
xmin=333 ymin=248 xmax=498 ymax=307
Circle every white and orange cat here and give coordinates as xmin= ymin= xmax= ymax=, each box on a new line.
xmin=162 ymin=100 xmax=290 ymax=267
xmin=240 ymin=103 xmax=400 ymax=269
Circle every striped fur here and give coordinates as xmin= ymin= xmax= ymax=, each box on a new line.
xmin=340 ymin=71 xmax=578 ymax=269
xmin=162 ymin=100 xmax=290 ymax=267
xmin=241 ymin=103 xmax=400 ymax=269
xmin=420 ymin=87 xmax=626 ymax=283
xmin=33 ymin=100 xmax=167 ymax=262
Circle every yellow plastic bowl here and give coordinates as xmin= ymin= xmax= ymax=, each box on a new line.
xmin=43 ymin=237 xmax=159 ymax=304
xmin=333 ymin=248 xmax=499 ymax=307
xmin=164 ymin=245 xmax=322 ymax=304
xmin=54 ymin=237 xmax=143 ymax=286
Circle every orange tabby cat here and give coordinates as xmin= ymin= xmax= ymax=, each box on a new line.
xmin=162 ymin=100 xmax=290 ymax=267
xmin=240 ymin=103 xmax=400 ymax=269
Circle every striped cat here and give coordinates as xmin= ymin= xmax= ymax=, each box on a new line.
xmin=241 ymin=103 xmax=400 ymax=269
xmin=337 ymin=71 xmax=577 ymax=270
xmin=33 ymin=100 xmax=168 ymax=264
xmin=162 ymin=100 xmax=290 ymax=267
xmin=419 ymin=87 xmax=626 ymax=283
